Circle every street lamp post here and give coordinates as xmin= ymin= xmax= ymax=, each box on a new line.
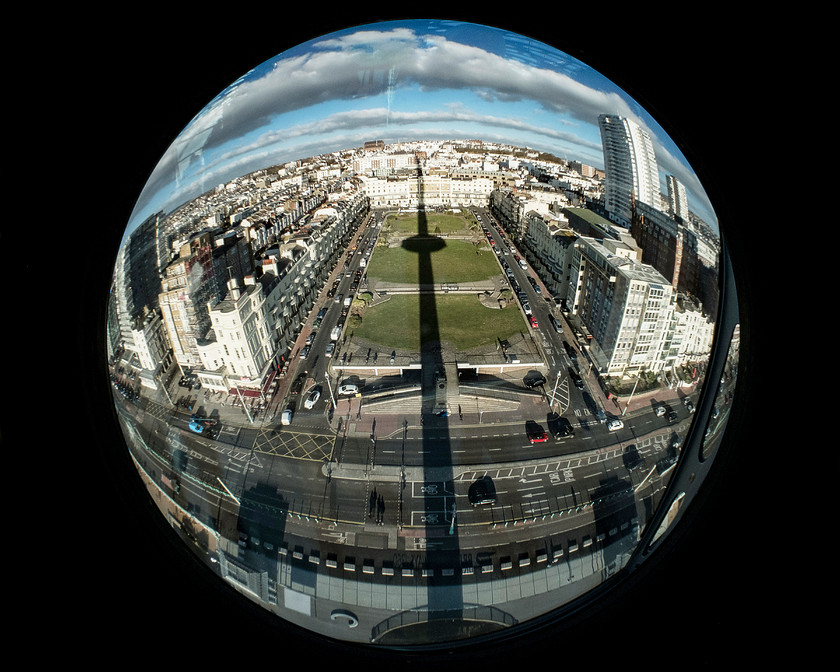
xmin=550 ymin=372 xmax=561 ymax=410
xmin=622 ymin=374 xmax=641 ymax=416
xmin=324 ymin=372 xmax=337 ymax=411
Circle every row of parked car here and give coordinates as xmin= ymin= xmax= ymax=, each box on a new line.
xmin=280 ymin=382 xmax=361 ymax=425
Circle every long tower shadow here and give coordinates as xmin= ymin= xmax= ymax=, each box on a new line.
xmin=400 ymin=165 xmax=464 ymax=633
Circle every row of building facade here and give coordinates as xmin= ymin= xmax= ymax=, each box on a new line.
xmin=110 ymin=179 xmax=369 ymax=398
xmin=109 ymin=121 xmax=719 ymax=399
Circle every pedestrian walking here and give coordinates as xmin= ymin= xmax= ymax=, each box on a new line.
xmin=377 ymin=495 xmax=385 ymax=525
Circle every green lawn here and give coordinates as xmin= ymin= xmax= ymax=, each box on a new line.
xmin=351 ymin=294 xmax=526 ymax=350
xmin=386 ymin=212 xmax=475 ymax=236
xmin=367 ymin=239 xmax=498 ymax=284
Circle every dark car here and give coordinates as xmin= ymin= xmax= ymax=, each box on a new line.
xmin=524 ymin=374 xmax=546 ymax=389
xmin=549 ymin=415 xmax=575 ymax=439
xmin=623 ymin=444 xmax=645 ymax=471
xmin=568 ymin=367 xmax=584 ymax=389
xmin=468 ymin=476 xmax=497 ymax=506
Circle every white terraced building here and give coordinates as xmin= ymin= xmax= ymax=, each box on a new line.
xmin=566 ymin=236 xmax=677 ymax=379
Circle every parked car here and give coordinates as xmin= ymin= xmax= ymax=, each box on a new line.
xmin=528 ymin=315 xmax=539 ymax=329
xmin=524 ymin=374 xmax=546 ymax=389
xmin=188 ymin=421 xmax=214 ymax=438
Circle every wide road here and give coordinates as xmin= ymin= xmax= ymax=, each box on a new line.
xmin=113 ymin=205 xmax=695 ymax=574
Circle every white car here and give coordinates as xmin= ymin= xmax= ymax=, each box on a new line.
xmin=304 ymin=389 xmax=321 ymax=409
xmin=607 ymin=419 xmax=624 ymax=432
xmin=338 ymin=384 xmax=359 ymax=396
xmin=280 ymin=408 xmax=293 ymax=425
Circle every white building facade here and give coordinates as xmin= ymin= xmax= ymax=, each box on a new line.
xmin=566 ymin=236 xmax=676 ymax=379
xmin=598 ymin=114 xmax=659 ymax=225
xmin=359 ymin=172 xmax=494 ymax=209
xmin=196 ymin=275 xmax=282 ymax=395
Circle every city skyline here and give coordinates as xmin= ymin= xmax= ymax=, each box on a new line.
xmin=125 ymin=20 xmax=716 ymax=241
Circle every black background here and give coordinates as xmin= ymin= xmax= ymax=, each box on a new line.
xmin=15 ymin=9 xmax=791 ymax=668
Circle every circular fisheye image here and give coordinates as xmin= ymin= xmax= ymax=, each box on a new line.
xmin=106 ymin=19 xmax=741 ymax=650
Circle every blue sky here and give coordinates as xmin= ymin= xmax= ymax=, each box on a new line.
xmin=125 ymin=19 xmax=716 ymax=239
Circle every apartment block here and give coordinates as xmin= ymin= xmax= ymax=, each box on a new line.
xmin=566 ymin=236 xmax=676 ymax=378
